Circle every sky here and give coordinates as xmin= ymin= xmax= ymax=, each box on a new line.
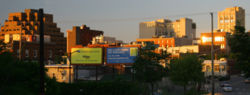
xmin=0 ymin=0 xmax=250 ymax=42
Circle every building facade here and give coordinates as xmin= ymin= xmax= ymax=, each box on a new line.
xmin=139 ymin=18 xmax=196 ymax=39
xmin=67 ymin=25 xmax=103 ymax=53
xmin=218 ymin=6 xmax=245 ymax=33
xmin=139 ymin=19 xmax=174 ymax=38
xmin=172 ymin=18 xmax=196 ymax=38
xmin=0 ymin=9 xmax=66 ymax=63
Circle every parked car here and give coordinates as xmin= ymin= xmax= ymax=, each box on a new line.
xmin=220 ymin=81 xmax=230 ymax=87
xmin=244 ymin=78 xmax=250 ymax=83
xmin=222 ymin=84 xmax=232 ymax=92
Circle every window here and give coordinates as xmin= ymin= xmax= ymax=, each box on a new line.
xmin=215 ymin=37 xmax=224 ymax=42
xmin=215 ymin=65 xmax=220 ymax=72
xmin=49 ymin=50 xmax=52 ymax=58
xmin=25 ymin=49 xmax=29 ymax=58
xmin=33 ymin=50 xmax=37 ymax=58
xmin=17 ymin=50 xmax=20 ymax=57
xmin=221 ymin=44 xmax=225 ymax=49
xmin=220 ymin=20 xmax=223 ymax=23
xmin=175 ymin=50 xmax=179 ymax=53
xmin=202 ymin=37 xmax=211 ymax=43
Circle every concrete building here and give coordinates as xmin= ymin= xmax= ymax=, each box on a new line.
xmin=0 ymin=9 xmax=66 ymax=63
xmin=172 ymin=18 xmax=196 ymax=38
xmin=92 ymin=35 xmax=122 ymax=44
xmin=139 ymin=19 xmax=174 ymax=38
xmin=218 ymin=6 xmax=245 ymax=33
xmin=67 ymin=25 xmax=103 ymax=53
xmin=139 ymin=18 xmax=196 ymax=39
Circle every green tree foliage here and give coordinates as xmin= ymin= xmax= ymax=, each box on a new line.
xmin=169 ymin=54 xmax=204 ymax=94
xmin=227 ymin=26 xmax=250 ymax=77
xmin=0 ymin=46 xmax=60 ymax=95
xmin=133 ymin=42 xmax=168 ymax=95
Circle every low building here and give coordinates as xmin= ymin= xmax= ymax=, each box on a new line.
xmin=200 ymin=32 xmax=229 ymax=53
xmin=202 ymin=59 xmax=228 ymax=77
xmin=166 ymin=45 xmax=220 ymax=58
xmin=45 ymin=64 xmax=74 ymax=83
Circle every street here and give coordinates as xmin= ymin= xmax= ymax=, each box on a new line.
xmin=206 ymin=75 xmax=250 ymax=95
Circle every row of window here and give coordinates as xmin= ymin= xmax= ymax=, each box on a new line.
xmin=2 ymin=28 xmax=21 ymax=32
xmin=17 ymin=49 xmax=53 ymax=58
xmin=220 ymin=19 xmax=234 ymax=23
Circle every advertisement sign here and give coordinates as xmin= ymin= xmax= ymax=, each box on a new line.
xmin=107 ymin=47 xmax=138 ymax=64
xmin=71 ymin=48 xmax=102 ymax=65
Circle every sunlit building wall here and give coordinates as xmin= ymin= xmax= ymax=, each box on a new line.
xmin=139 ymin=19 xmax=174 ymax=38
xmin=0 ymin=9 xmax=66 ymax=62
xmin=45 ymin=64 xmax=74 ymax=83
xmin=218 ymin=6 xmax=245 ymax=33
xmin=200 ymin=32 xmax=229 ymax=53
xmin=172 ymin=18 xmax=196 ymax=38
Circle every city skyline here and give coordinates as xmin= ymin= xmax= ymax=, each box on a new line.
xmin=0 ymin=0 xmax=250 ymax=42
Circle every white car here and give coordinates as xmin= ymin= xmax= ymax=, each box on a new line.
xmin=222 ymin=84 xmax=232 ymax=92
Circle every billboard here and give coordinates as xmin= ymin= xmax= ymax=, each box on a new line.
xmin=71 ymin=48 xmax=102 ymax=65
xmin=107 ymin=47 xmax=138 ymax=64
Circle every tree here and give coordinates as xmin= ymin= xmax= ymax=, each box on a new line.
xmin=133 ymin=42 xmax=169 ymax=95
xmin=227 ymin=26 xmax=250 ymax=77
xmin=0 ymin=41 xmax=61 ymax=95
xmin=169 ymin=54 xmax=204 ymax=94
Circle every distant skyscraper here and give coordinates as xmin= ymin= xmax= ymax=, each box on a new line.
xmin=218 ymin=6 xmax=245 ymax=33
xmin=139 ymin=18 xmax=196 ymax=39
xmin=139 ymin=19 xmax=174 ymax=38
xmin=172 ymin=18 xmax=196 ymax=38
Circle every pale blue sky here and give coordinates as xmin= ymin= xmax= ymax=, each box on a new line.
xmin=0 ymin=0 xmax=250 ymax=42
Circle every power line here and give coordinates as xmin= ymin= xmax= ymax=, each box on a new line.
xmin=57 ymin=12 xmax=215 ymax=23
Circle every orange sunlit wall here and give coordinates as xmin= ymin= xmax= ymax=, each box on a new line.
xmin=136 ymin=37 xmax=175 ymax=48
xmin=200 ymin=32 xmax=228 ymax=50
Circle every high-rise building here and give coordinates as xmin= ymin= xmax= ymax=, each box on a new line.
xmin=139 ymin=18 xmax=196 ymax=39
xmin=218 ymin=6 xmax=245 ymax=33
xmin=67 ymin=25 xmax=103 ymax=53
xmin=139 ymin=19 xmax=174 ymax=38
xmin=172 ymin=18 xmax=196 ymax=38
xmin=0 ymin=9 xmax=66 ymax=63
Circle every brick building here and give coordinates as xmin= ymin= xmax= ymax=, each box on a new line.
xmin=67 ymin=25 xmax=103 ymax=53
xmin=0 ymin=9 xmax=66 ymax=63
xmin=200 ymin=32 xmax=229 ymax=53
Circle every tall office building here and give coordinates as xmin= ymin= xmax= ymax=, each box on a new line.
xmin=139 ymin=18 xmax=196 ymax=39
xmin=139 ymin=19 xmax=174 ymax=38
xmin=172 ymin=18 xmax=196 ymax=38
xmin=0 ymin=9 xmax=66 ymax=63
xmin=218 ymin=6 xmax=245 ymax=33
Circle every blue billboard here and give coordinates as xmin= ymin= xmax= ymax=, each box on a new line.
xmin=107 ymin=47 xmax=138 ymax=64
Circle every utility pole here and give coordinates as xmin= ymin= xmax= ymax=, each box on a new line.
xmin=210 ymin=12 xmax=215 ymax=95
xmin=39 ymin=8 xmax=45 ymax=95
xmin=19 ymin=24 xmax=23 ymax=60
